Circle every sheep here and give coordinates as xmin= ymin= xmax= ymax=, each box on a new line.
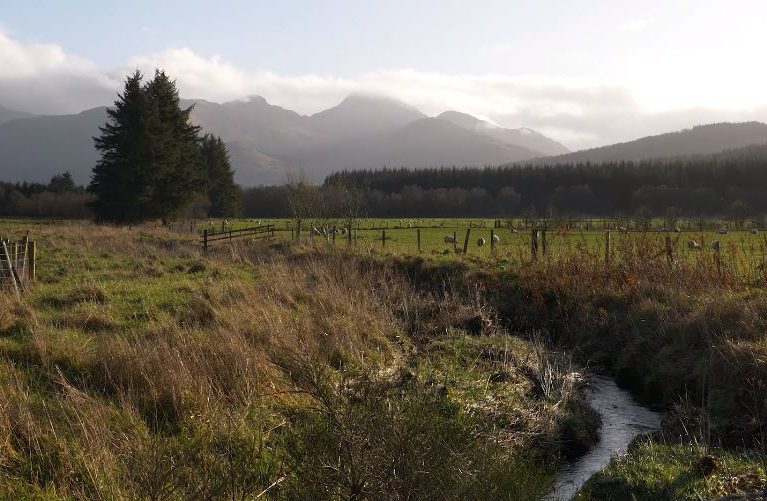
xmin=444 ymin=235 xmax=456 ymax=243
xmin=687 ymin=240 xmax=701 ymax=250
xmin=711 ymin=240 xmax=721 ymax=251
xmin=477 ymin=237 xmax=486 ymax=247
xmin=492 ymin=234 xmax=500 ymax=244
xmin=718 ymin=227 xmax=728 ymax=235
xmin=751 ymin=228 xmax=759 ymax=235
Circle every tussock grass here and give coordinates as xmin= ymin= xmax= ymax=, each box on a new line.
xmin=0 ymin=221 xmax=583 ymax=499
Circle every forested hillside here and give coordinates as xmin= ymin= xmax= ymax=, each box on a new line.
xmin=240 ymin=143 xmax=767 ymax=218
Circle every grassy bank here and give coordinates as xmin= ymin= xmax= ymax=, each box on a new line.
xmin=0 ymin=222 xmax=596 ymax=499
xmin=380 ymin=240 xmax=767 ymax=497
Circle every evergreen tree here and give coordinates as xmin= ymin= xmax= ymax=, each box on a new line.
xmin=89 ymin=70 xmax=151 ymax=222
xmin=143 ymin=70 xmax=206 ymax=220
xmin=89 ymin=70 xmax=206 ymax=223
xmin=48 ymin=172 xmax=77 ymax=193
xmin=201 ymin=133 xmax=241 ymax=217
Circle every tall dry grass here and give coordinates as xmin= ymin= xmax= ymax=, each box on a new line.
xmin=0 ymin=223 xmax=577 ymax=498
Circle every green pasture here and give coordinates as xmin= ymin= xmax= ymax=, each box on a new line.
xmin=202 ymin=217 xmax=767 ymax=278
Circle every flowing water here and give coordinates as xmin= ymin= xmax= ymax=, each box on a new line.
xmin=542 ymin=376 xmax=662 ymax=501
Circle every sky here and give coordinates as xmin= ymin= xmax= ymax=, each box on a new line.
xmin=1 ymin=0 xmax=767 ymax=149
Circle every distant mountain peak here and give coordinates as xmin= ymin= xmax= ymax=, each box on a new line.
xmin=437 ymin=110 xmax=569 ymax=155
xmin=338 ymin=93 xmax=417 ymax=108
xmin=245 ymin=95 xmax=269 ymax=104
xmin=437 ymin=110 xmax=487 ymax=127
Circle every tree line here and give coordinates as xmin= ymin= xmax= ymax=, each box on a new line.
xmin=0 ymin=173 xmax=93 ymax=218
xmin=238 ymin=146 xmax=767 ymax=220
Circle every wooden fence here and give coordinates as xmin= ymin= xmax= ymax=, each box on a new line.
xmin=201 ymin=224 xmax=274 ymax=254
xmin=0 ymin=234 xmax=36 ymax=297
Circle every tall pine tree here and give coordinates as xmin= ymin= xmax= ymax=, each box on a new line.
xmin=143 ymin=70 xmax=206 ymax=220
xmin=89 ymin=70 xmax=206 ymax=223
xmin=201 ymin=134 xmax=241 ymax=217
xmin=89 ymin=70 xmax=151 ymax=222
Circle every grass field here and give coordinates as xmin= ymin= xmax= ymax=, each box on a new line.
xmin=1 ymin=217 xmax=766 ymax=499
xmin=0 ymin=219 xmax=597 ymax=499
xmin=197 ymin=217 xmax=767 ymax=282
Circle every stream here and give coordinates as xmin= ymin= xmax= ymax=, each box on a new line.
xmin=542 ymin=376 xmax=662 ymax=501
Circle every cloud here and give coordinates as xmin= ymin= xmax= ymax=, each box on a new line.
xmin=1 ymin=30 xmax=766 ymax=150
xmin=619 ymin=19 xmax=652 ymax=32
xmin=0 ymin=31 xmax=119 ymax=113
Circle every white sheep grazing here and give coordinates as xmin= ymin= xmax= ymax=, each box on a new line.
xmin=477 ymin=237 xmax=486 ymax=247
xmin=492 ymin=234 xmax=500 ymax=244
xmin=711 ymin=240 xmax=721 ymax=251
xmin=687 ymin=240 xmax=701 ymax=250
xmin=444 ymin=235 xmax=456 ymax=243
xmin=718 ymin=227 xmax=728 ymax=235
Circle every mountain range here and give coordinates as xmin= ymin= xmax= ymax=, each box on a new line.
xmin=2 ymin=95 xmax=767 ymax=187
xmin=0 ymin=94 xmax=569 ymax=186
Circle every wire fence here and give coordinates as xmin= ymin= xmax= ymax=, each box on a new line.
xmin=0 ymin=234 xmax=36 ymax=297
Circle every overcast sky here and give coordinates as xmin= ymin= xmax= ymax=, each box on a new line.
xmin=2 ymin=0 xmax=767 ymax=149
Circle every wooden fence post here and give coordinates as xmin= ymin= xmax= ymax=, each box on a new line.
xmin=417 ymin=228 xmax=421 ymax=253
xmin=453 ymin=231 xmax=457 ymax=252
xmin=605 ymin=230 xmax=611 ymax=267
xmin=531 ymin=229 xmax=538 ymax=262
xmin=490 ymin=229 xmax=495 ymax=255
xmin=29 ymin=240 xmax=36 ymax=282
xmin=203 ymin=229 xmax=208 ymax=256
xmin=382 ymin=230 xmax=386 ymax=249
xmin=463 ymin=228 xmax=471 ymax=255
xmin=542 ymin=222 xmax=548 ymax=257
xmin=19 ymin=236 xmax=28 ymax=280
